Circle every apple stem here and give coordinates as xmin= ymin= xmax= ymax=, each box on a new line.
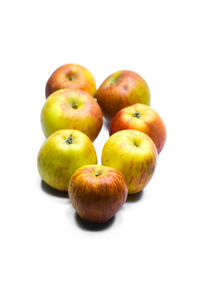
xmin=65 ymin=134 xmax=73 ymax=144
xmin=134 ymin=112 xmax=141 ymax=118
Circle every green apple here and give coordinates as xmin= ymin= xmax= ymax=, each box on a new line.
xmin=41 ymin=88 xmax=103 ymax=141
xmin=45 ymin=63 xmax=96 ymax=97
xmin=37 ymin=129 xmax=97 ymax=191
xmin=101 ymin=130 xmax=157 ymax=194
xmin=68 ymin=165 xmax=128 ymax=223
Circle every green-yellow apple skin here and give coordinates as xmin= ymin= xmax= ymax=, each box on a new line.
xmin=101 ymin=130 xmax=157 ymax=194
xmin=68 ymin=165 xmax=128 ymax=223
xmin=110 ymin=103 xmax=166 ymax=154
xmin=96 ymin=70 xmax=150 ymax=121
xmin=37 ymin=129 xmax=97 ymax=192
xmin=41 ymin=89 xmax=103 ymax=141
xmin=45 ymin=64 xmax=96 ymax=97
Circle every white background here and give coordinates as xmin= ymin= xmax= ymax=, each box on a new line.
xmin=0 ymin=0 xmax=200 ymax=299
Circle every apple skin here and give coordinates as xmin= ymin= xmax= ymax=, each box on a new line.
xmin=68 ymin=165 xmax=128 ymax=223
xmin=41 ymin=89 xmax=103 ymax=141
xmin=110 ymin=104 xmax=166 ymax=154
xmin=45 ymin=64 xmax=96 ymax=97
xmin=101 ymin=130 xmax=157 ymax=194
xmin=96 ymin=70 xmax=150 ymax=121
xmin=37 ymin=129 xmax=97 ymax=192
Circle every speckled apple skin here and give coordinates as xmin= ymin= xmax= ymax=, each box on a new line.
xmin=37 ymin=130 xmax=97 ymax=192
xmin=68 ymin=165 xmax=128 ymax=223
xmin=110 ymin=103 xmax=166 ymax=154
xmin=101 ymin=130 xmax=157 ymax=194
xmin=96 ymin=70 xmax=150 ymax=121
xmin=41 ymin=89 xmax=103 ymax=141
xmin=45 ymin=64 xmax=96 ymax=97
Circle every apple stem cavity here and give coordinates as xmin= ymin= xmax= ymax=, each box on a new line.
xmin=65 ymin=134 xmax=73 ymax=144
xmin=94 ymin=170 xmax=101 ymax=177
xmin=133 ymin=112 xmax=141 ymax=118
xmin=72 ymin=103 xmax=78 ymax=109
xmin=67 ymin=74 xmax=75 ymax=81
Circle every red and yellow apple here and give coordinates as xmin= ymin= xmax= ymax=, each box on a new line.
xmin=41 ymin=89 xmax=103 ymax=141
xmin=45 ymin=63 xmax=96 ymax=97
xmin=37 ymin=129 xmax=97 ymax=192
xmin=96 ymin=70 xmax=150 ymax=121
xmin=101 ymin=130 xmax=157 ymax=194
xmin=68 ymin=165 xmax=128 ymax=223
xmin=110 ymin=103 xmax=166 ymax=154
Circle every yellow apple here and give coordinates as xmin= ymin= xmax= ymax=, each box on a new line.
xmin=37 ymin=129 xmax=97 ymax=191
xmin=41 ymin=89 xmax=103 ymax=141
xmin=101 ymin=130 xmax=157 ymax=193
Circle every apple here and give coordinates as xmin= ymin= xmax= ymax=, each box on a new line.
xmin=110 ymin=103 xmax=166 ymax=154
xmin=37 ymin=129 xmax=97 ymax=192
xmin=96 ymin=70 xmax=150 ymax=121
xmin=41 ymin=88 xmax=103 ymax=141
xmin=101 ymin=130 xmax=157 ymax=194
xmin=45 ymin=63 xmax=96 ymax=97
xmin=68 ymin=165 xmax=128 ymax=223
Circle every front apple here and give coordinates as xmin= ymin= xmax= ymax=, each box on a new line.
xmin=37 ymin=129 xmax=97 ymax=192
xmin=101 ymin=130 xmax=157 ymax=194
xmin=68 ymin=165 xmax=128 ymax=223
xmin=41 ymin=89 xmax=103 ymax=141
xmin=96 ymin=70 xmax=150 ymax=121
xmin=110 ymin=103 xmax=166 ymax=154
xmin=45 ymin=63 xmax=96 ymax=97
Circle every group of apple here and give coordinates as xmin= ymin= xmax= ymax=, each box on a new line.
xmin=37 ymin=63 xmax=166 ymax=223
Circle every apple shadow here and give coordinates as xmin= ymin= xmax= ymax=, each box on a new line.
xmin=41 ymin=180 xmax=68 ymax=198
xmin=74 ymin=213 xmax=116 ymax=231
xmin=126 ymin=190 xmax=143 ymax=203
xmin=104 ymin=118 xmax=110 ymax=130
